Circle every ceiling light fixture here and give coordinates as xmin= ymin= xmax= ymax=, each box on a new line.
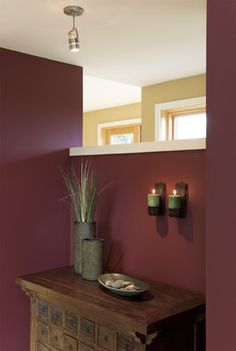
xmin=63 ymin=6 xmax=84 ymax=53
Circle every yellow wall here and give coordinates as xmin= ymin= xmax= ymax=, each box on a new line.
xmin=83 ymin=103 xmax=141 ymax=146
xmin=142 ymin=74 xmax=206 ymax=142
xmin=83 ymin=74 xmax=206 ymax=145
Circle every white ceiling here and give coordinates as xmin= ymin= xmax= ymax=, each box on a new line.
xmin=83 ymin=76 xmax=141 ymax=112
xmin=0 ymin=0 xmax=206 ymax=111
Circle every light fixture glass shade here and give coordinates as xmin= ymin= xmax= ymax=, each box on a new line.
xmin=68 ymin=27 xmax=80 ymax=52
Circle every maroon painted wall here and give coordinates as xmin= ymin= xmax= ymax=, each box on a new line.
xmin=75 ymin=150 xmax=205 ymax=293
xmin=206 ymin=1 xmax=236 ymax=350
xmin=0 ymin=48 xmax=82 ymax=351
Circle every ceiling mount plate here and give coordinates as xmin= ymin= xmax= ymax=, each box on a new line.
xmin=63 ymin=6 xmax=84 ymax=16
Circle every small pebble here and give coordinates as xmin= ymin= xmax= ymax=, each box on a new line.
xmin=111 ymin=280 xmax=124 ymax=289
xmin=123 ymin=281 xmax=134 ymax=287
xmin=124 ymin=284 xmax=136 ymax=290
xmin=105 ymin=280 xmax=114 ymax=287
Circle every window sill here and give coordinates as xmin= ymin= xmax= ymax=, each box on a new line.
xmin=70 ymin=139 xmax=206 ymax=156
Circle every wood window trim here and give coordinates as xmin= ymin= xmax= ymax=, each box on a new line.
xmin=155 ymin=97 xmax=206 ymax=142
xmin=162 ymin=105 xmax=206 ymax=141
xmin=101 ymin=124 xmax=141 ymax=145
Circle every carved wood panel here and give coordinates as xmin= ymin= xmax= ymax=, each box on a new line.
xmin=17 ymin=267 xmax=205 ymax=351
xmin=35 ymin=299 xmax=143 ymax=351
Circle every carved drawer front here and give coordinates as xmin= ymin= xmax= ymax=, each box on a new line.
xmin=98 ymin=325 xmax=116 ymax=350
xmin=50 ymin=306 xmax=63 ymax=327
xmin=37 ymin=343 xmax=49 ymax=351
xmin=117 ymin=334 xmax=134 ymax=351
xmin=65 ymin=311 xmax=78 ymax=334
xmin=50 ymin=326 xmax=64 ymax=350
xmin=38 ymin=300 xmax=49 ymax=320
xmin=38 ymin=322 xmax=49 ymax=345
xmin=80 ymin=318 xmax=95 ymax=345
xmin=65 ymin=334 xmax=78 ymax=351
xmin=79 ymin=342 xmax=95 ymax=351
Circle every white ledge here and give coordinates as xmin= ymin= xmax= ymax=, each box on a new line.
xmin=70 ymin=139 xmax=206 ymax=156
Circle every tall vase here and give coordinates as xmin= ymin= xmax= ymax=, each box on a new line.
xmin=74 ymin=222 xmax=96 ymax=274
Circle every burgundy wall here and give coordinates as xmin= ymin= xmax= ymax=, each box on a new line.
xmin=206 ymin=1 xmax=236 ymax=350
xmin=75 ymin=150 xmax=205 ymax=293
xmin=0 ymin=48 xmax=82 ymax=351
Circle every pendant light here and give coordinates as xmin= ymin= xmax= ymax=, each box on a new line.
xmin=64 ymin=6 xmax=84 ymax=52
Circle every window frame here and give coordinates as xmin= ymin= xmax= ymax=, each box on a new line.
xmin=155 ymin=97 xmax=206 ymax=142
xmin=97 ymin=118 xmax=141 ymax=145
xmin=102 ymin=124 xmax=141 ymax=145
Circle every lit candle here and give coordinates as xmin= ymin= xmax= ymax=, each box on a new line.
xmin=148 ymin=188 xmax=160 ymax=207
xmin=168 ymin=189 xmax=181 ymax=209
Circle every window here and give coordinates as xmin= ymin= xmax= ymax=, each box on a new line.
xmin=97 ymin=119 xmax=142 ymax=145
xmin=161 ymin=105 xmax=206 ymax=141
xmin=155 ymin=97 xmax=206 ymax=142
xmin=174 ymin=112 xmax=206 ymax=140
xmin=102 ymin=125 xmax=141 ymax=145
xmin=110 ymin=133 xmax=134 ymax=145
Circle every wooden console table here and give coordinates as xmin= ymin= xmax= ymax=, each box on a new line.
xmin=17 ymin=266 xmax=205 ymax=351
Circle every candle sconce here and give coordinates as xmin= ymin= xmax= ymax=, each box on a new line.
xmin=148 ymin=182 xmax=166 ymax=216
xmin=168 ymin=182 xmax=188 ymax=218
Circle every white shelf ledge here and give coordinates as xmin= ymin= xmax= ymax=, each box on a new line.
xmin=70 ymin=139 xmax=206 ymax=156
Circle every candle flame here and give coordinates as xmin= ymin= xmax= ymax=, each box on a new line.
xmin=152 ymin=188 xmax=156 ymax=194
xmin=173 ymin=189 xmax=177 ymax=195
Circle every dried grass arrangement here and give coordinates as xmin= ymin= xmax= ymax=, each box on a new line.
xmin=60 ymin=160 xmax=96 ymax=223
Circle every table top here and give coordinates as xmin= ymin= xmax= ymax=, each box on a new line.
xmin=17 ymin=266 xmax=205 ymax=332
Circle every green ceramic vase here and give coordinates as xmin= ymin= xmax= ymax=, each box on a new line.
xmin=81 ymin=238 xmax=104 ymax=281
